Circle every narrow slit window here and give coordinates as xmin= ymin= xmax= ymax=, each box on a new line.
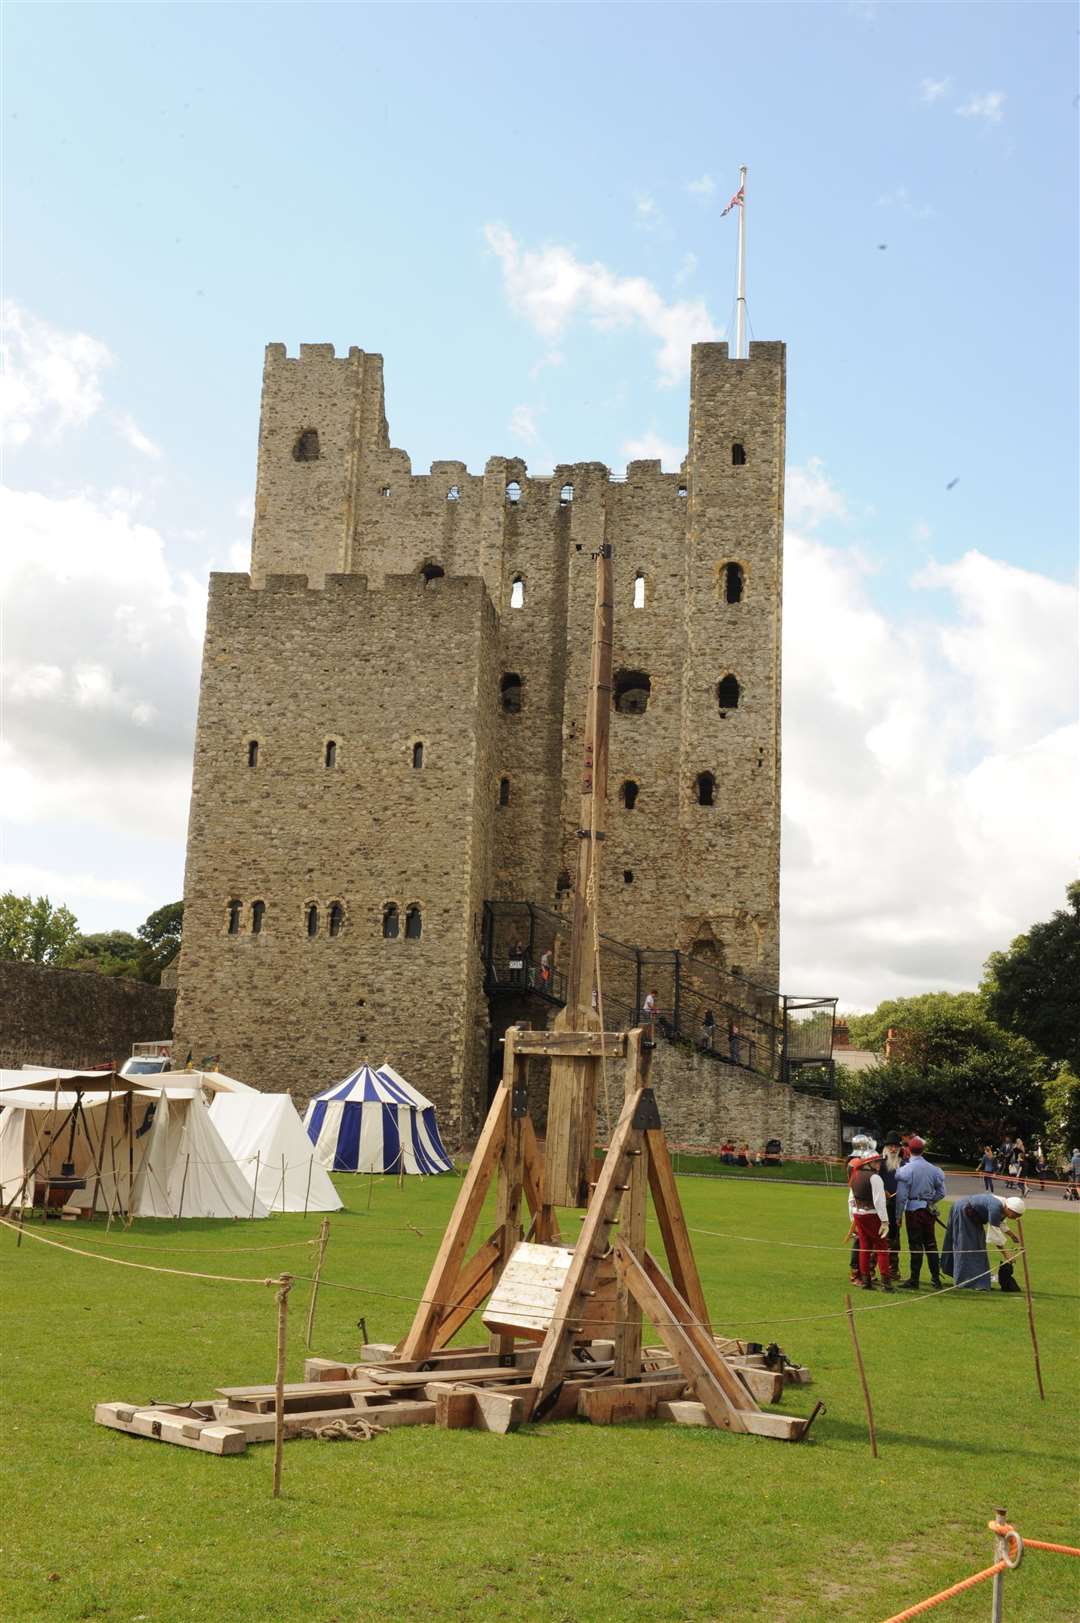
xmin=614 ymin=670 xmax=651 ymax=715
xmin=499 ymin=776 xmax=511 ymax=806
xmin=306 ymin=904 xmax=319 ymax=938
xmin=380 ymin=486 xmax=391 ymax=499
xmin=251 ymin=900 xmax=265 ymax=934
xmin=510 ymin=576 xmax=525 ymax=609
xmin=412 ymin=741 xmax=424 ymax=769
xmin=677 ymin=484 xmax=688 ymax=498
xmin=717 ymin=675 xmax=741 ymax=712
xmin=506 ymin=481 xmax=521 ymax=504
xmin=325 ymin=739 xmax=337 ymax=768
xmin=500 ymin=672 xmax=523 ymax=714
xmin=292 ymin=429 xmax=320 ymax=462
xmin=696 ymin=771 xmax=716 ymax=806
xmin=623 ymin=869 xmax=634 ymax=885
xmin=555 ymin=869 xmax=572 ymax=896
xmin=724 ymin=562 xmax=745 ymax=604
xmin=404 ymin=905 xmax=422 ymax=940
xmin=382 ymin=903 xmax=399 ymax=939
xmin=732 ymin=442 xmax=746 ymax=466
xmin=420 ymin=561 xmax=445 ymax=584
xmin=560 ymin=483 xmax=574 ymax=506
xmin=447 ymin=485 xmax=460 ymax=502
xmin=633 ymin=572 xmax=646 ymax=610
xmin=328 ymin=902 xmax=344 ymax=937
xmin=227 ymin=900 xmax=241 ymax=936
xmin=621 ymin=779 xmax=639 ymax=810
xmin=247 ymin=740 xmax=259 ymax=768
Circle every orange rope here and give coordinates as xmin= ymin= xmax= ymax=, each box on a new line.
xmin=879 ymin=1563 xmax=1005 ymax=1622
xmin=1015 ymin=1539 xmax=1079 ymax=1557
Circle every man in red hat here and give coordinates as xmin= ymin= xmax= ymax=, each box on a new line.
xmin=847 ymin=1148 xmax=894 ymax=1291
xmin=895 ymin=1135 xmax=947 ymax=1289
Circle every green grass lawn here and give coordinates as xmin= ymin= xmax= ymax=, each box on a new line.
xmin=2 ymin=1173 xmax=1077 ymax=1623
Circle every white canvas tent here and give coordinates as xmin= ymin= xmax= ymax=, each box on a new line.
xmin=209 ymin=1093 xmax=342 ymax=1213
xmin=0 ymin=1071 xmax=269 ymax=1219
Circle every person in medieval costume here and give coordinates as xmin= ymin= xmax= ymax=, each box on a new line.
xmin=894 ymin=1135 xmax=946 ymax=1290
xmin=940 ymin=1193 xmax=1025 ymax=1291
xmin=848 ymin=1147 xmax=894 ymax=1291
xmin=879 ymin=1131 xmax=906 ymax=1281
xmin=847 ymin=1134 xmax=877 ymax=1282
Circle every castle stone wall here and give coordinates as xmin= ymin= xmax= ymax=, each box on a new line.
xmin=0 ymin=962 xmax=175 ymax=1072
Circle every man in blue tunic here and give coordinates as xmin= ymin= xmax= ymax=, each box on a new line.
xmin=940 ymin=1193 xmax=1025 ymax=1290
xmin=894 ymin=1135 xmax=947 ymax=1290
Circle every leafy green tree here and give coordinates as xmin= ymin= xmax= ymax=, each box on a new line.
xmin=841 ymin=991 xmax=1050 ymax=1161
xmin=68 ymin=930 xmax=141 ymax=978
xmin=982 ymin=881 xmax=1080 ymax=1073
xmin=1042 ymin=1064 xmax=1080 ymax=1161
xmin=0 ymin=892 xmax=80 ymax=965
xmin=136 ymin=901 xmax=183 ymax=983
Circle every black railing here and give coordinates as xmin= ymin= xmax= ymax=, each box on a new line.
xmin=481 ymin=900 xmax=837 ymax=1093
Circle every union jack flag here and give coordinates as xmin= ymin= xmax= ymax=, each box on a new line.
xmin=721 ymin=185 xmax=744 ymax=217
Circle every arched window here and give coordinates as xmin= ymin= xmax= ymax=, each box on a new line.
xmin=251 ymin=900 xmax=265 ymax=934
xmin=723 ymin=562 xmax=745 ymax=604
xmin=420 ymin=561 xmax=445 ymax=584
xmin=510 ymin=575 xmax=525 ymax=609
xmin=499 ymin=776 xmax=511 ymax=806
xmin=380 ymin=486 xmax=391 ymax=499
xmin=447 ymin=485 xmax=460 ymax=502
xmin=732 ymin=442 xmax=746 ymax=466
xmin=614 ymin=670 xmax=651 ymax=715
xmin=325 ymin=739 xmax=337 ymax=768
xmin=412 ymin=741 xmax=424 ymax=769
xmin=717 ymin=675 xmax=741 ymax=713
xmin=696 ymin=772 xmax=716 ymax=807
xmin=306 ymin=903 xmax=319 ymax=938
xmin=677 ymin=484 xmax=688 ymax=498
xmin=247 ymin=740 xmax=259 ymax=768
xmin=404 ymin=905 xmax=423 ymax=940
xmin=328 ymin=902 xmax=344 ymax=937
xmin=293 ymin=429 xmax=320 ymax=462
xmin=560 ymin=483 xmax=574 ymax=506
xmin=633 ymin=571 xmax=646 ymax=610
xmin=227 ymin=900 xmax=241 ymax=935
xmin=621 ymin=779 xmax=639 ymax=810
xmin=506 ymin=481 xmax=522 ymax=504
xmin=500 ymin=672 xmax=523 ymax=714
xmin=382 ymin=903 xmax=399 ymax=939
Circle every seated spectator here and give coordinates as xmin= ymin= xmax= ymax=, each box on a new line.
xmin=736 ymin=1143 xmax=750 ymax=1167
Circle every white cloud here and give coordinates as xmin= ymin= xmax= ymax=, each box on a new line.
xmin=919 ymin=76 xmax=951 ymax=103
xmin=876 ymin=185 xmax=934 ymax=220
xmin=483 ymin=224 xmax=720 ymax=386
xmin=114 ymin=411 xmax=162 ymax=460
xmin=621 ymin=430 xmax=684 ymax=472
xmin=528 ymin=349 xmax=563 ymax=382
xmin=957 ymin=91 xmax=1005 ymax=123
xmin=634 ymin=194 xmax=660 ymax=230
xmin=509 ymin=403 xmax=540 ymax=446
xmin=685 ymin=175 xmax=715 ymax=199
xmin=781 ymin=516 xmax=1078 ymax=1007
xmin=785 ymin=457 xmax=849 ymax=529
xmin=0 ymin=299 xmax=111 ymax=446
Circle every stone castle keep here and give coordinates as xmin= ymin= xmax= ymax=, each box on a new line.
xmin=172 ymin=338 xmax=835 ymax=1150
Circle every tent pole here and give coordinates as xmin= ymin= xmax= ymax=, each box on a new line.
xmin=281 ymin=1154 xmax=287 ymax=1216
xmin=177 ymin=1154 xmax=191 ymax=1220
xmin=125 ymin=1096 xmax=135 ymax=1227
xmin=304 ymin=1217 xmax=331 ymax=1349
xmin=303 ymin=1156 xmax=312 ymax=1217
xmin=250 ymin=1151 xmax=261 ymax=1220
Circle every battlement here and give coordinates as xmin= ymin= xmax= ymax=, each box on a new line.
xmin=264 ymin=342 xmax=376 ymax=365
xmin=208 ymin=568 xmax=494 ymax=615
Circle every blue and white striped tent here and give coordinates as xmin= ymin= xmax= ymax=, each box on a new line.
xmin=302 ymin=1063 xmax=454 ymax=1175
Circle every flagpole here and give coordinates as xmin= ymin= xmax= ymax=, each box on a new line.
xmin=735 ymin=164 xmax=747 ymax=359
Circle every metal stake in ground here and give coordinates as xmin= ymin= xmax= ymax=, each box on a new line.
xmin=270 ymin=1273 xmax=293 ymax=1498
xmin=991 ymin=1504 xmax=1009 ymax=1623
xmin=304 ymin=1217 xmax=331 ymax=1349
xmin=1014 ymin=1219 xmax=1045 ymax=1401
xmin=845 ymin=1291 xmax=878 ymax=1458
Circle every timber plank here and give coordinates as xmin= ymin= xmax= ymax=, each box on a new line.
xmin=514 ymin=1031 xmax=628 ymax=1059
xmin=644 ymin=1126 xmax=713 ymax=1337
xmin=95 ymin=1403 xmax=246 ymax=1456
xmin=614 ymin=1028 xmax=649 ymax=1377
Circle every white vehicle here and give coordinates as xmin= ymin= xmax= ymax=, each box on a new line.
xmin=120 ymin=1041 xmax=172 ymax=1079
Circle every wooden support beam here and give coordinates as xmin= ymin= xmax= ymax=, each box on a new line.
xmin=398 ymin=1085 xmax=509 ymax=1360
xmin=638 ymin=1249 xmax=756 ymax=1416
xmin=644 ymin=1123 xmax=713 ymax=1337
xmin=432 ymin=1238 xmax=501 ymax=1349
xmin=491 ymin=1030 xmax=528 ymax=1354
xmin=614 ymin=1028 xmax=649 ymax=1378
xmin=514 ymin=1031 xmax=628 ymax=1059
xmin=529 ymin=1082 xmax=649 ymax=1407
xmin=612 ymin=1241 xmax=749 ymax=1433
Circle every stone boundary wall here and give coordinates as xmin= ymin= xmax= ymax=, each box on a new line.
xmin=650 ymin=1043 xmax=839 ymax=1157
xmin=0 ymin=962 xmax=176 ymax=1071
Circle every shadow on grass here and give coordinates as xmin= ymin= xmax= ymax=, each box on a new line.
xmin=821 ymin=1417 xmax=1076 ymax=1465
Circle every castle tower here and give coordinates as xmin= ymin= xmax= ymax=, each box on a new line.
xmin=173 ymin=339 xmax=786 ymax=1137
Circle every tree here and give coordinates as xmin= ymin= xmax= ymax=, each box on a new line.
xmin=0 ymin=892 xmax=80 ymax=965
xmin=982 ymin=881 xmax=1080 ymax=1073
xmin=1042 ymin=1064 xmax=1080 ymax=1162
xmin=841 ymin=991 xmax=1050 ymax=1161
xmin=137 ymin=901 xmax=183 ymax=983
xmin=67 ymin=930 xmax=142 ymax=978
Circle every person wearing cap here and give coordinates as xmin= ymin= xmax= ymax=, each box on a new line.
xmin=879 ymin=1131 xmax=907 ymax=1281
xmin=847 ymin=1148 xmax=894 ymax=1291
xmin=940 ymin=1193 xmax=1025 ymax=1291
xmin=894 ymin=1135 xmax=946 ymax=1290
xmin=846 ymin=1135 xmax=877 ymax=1282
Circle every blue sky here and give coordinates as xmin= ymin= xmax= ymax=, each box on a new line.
xmin=2 ymin=2 xmax=1077 ymax=1007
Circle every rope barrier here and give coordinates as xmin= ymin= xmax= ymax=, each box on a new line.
xmin=0 ymin=1217 xmax=275 ymax=1285
xmin=880 ymin=1564 xmax=1007 ymax=1622
xmin=880 ymin=1515 xmax=1078 ymax=1622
